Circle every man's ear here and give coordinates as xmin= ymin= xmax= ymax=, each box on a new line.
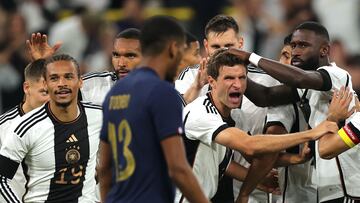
xmin=169 ymin=41 xmax=177 ymax=59
xmin=208 ymin=75 xmax=216 ymax=89
xmin=238 ymin=36 xmax=244 ymax=49
xmin=320 ymin=44 xmax=330 ymax=57
xmin=23 ymin=81 xmax=30 ymax=95
xmin=204 ymin=39 xmax=209 ymax=55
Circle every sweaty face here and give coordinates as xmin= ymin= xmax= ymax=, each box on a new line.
xmin=45 ymin=61 xmax=82 ymax=108
xmin=290 ymin=29 xmax=322 ymax=70
xmin=25 ymin=77 xmax=49 ymax=109
xmin=112 ymin=38 xmax=142 ymax=79
xmin=279 ymin=45 xmax=292 ymax=65
xmin=204 ymin=29 xmax=243 ymax=56
xmin=210 ymin=65 xmax=247 ymax=114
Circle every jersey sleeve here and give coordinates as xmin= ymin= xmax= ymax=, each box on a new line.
xmin=338 ymin=112 xmax=360 ymax=148
xmin=266 ymin=104 xmax=295 ymax=133
xmin=175 ymin=66 xmax=198 ymax=94
xmin=0 ymin=123 xmax=29 ymax=179
xmin=317 ymin=65 xmax=350 ymax=92
xmin=184 ymin=105 xmax=227 ymax=146
xmin=148 ymin=82 xmax=184 ymax=141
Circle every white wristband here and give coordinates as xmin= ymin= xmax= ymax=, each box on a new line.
xmin=249 ymin=53 xmax=262 ymax=67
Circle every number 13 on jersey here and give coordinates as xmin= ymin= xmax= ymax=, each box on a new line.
xmin=108 ymin=119 xmax=136 ymax=182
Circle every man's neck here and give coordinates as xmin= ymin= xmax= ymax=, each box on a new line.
xmin=49 ymin=101 xmax=79 ymax=122
xmin=22 ymin=101 xmax=33 ymax=114
xmin=140 ymin=55 xmax=167 ymax=80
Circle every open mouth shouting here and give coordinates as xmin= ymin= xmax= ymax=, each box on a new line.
xmin=228 ymin=92 xmax=242 ymax=105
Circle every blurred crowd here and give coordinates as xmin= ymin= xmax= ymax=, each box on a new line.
xmin=0 ymin=0 xmax=359 ymax=113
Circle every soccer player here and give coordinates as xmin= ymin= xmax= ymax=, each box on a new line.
xmin=81 ymin=28 xmax=142 ymax=104
xmin=98 ymin=16 xmax=209 ymax=203
xmin=176 ymin=31 xmax=202 ymax=77
xmin=262 ymin=35 xmax=317 ymax=203
xmin=0 ymin=59 xmax=49 ymax=202
xmin=229 ymin=21 xmax=356 ymax=203
xmin=177 ymin=49 xmax=338 ymax=203
xmin=0 ymin=54 xmax=102 ymax=202
xmin=175 ymin=15 xmax=244 ymax=104
xmin=26 ymin=28 xmax=142 ymax=105
xmin=318 ymin=87 xmax=360 ymax=202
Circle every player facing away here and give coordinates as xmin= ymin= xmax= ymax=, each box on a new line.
xmin=0 ymin=54 xmax=102 ymax=202
xmin=98 ymin=16 xmax=209 ymax=203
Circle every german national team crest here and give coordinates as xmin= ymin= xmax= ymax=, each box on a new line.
xmin=66 ymin=147 xmax=81 ymax=164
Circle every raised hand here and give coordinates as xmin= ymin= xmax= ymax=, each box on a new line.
xmin=195 ymin=57 xmax=209 ymax=89
xmin=256 ymin=169 xmax=280 ymax=194
xmin=328 ymin=86 xmax=355 ymax=122
xmin=26 ymin=33 xmax=62 ymax=60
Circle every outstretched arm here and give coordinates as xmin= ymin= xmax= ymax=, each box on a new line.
xmin=229 ymin=48 xmax=329 ymax=90
xmin=245 ymin=78 xmax=300 ymax=107
xmin=26 ymin=33 xmax=62 ymax=61
xmin=214 ymin=120 xmax=337 ymax=157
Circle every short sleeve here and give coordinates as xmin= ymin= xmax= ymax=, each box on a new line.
xmin=100 ymin=94 xmax=110 ymax=142
xmin=0 ymin=124 xmax=28 ymax=179
xmin=148 ymin=82 xmax=184 ymax=141
xmin=266 ymin=104 xmax=296 ymax=132
xmin=175 ymin=66 xmax=198 ymax=94
xmin=184 ymin=106 xmax=227 ymax=146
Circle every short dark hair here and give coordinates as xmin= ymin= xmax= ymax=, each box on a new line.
xmin=185 ymin=31 xmax=198 ymax=45
xmin=283 ymin=33 xmax=292 ymax=45
xmin=205 ymin=15 xmax=239 ymax=38
xmin=140 ymin=16 xmax=185 ymax=56
xmin=294 ymin=21 xmax=330 ymax=42
xmin=115 ymin=28 xmax=141 ymax=40
xmin=207 ymin=49 xmax=247 ymax=79
xmin=44 ymin=54 xmax=80 ymax=78
xmin=24 ymin=59 xmax=46 ymax=81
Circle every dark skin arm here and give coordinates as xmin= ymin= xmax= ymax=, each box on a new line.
xmin=245 ymin=78 xmax=299 ymax=107
xmin=229 ymin=48 xmax=326 ymax=90
xmin=98 ymin=141 xmax=113 ymax=202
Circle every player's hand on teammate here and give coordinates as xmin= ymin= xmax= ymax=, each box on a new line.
xmin=311 ymin=120 xmax=339 ymax=140
xmin=26 ymin=33 xmax=62 ymax=61
xmin=228 ymin=48 xmax=251 ymax=62
xmin=327 ymin=86 xmax=355 ymax=123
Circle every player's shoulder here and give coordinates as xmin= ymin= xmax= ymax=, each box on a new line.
xmin=176 ymin=64 xmax=200 ymax=80
xmin=0 ymin=105 xmax=21 ymax=126
xmin=82 ymin=71 xmax=117 ymax=81
xmin=318 ymin=63 xmax=350 ymax=76
xmin=12 ymin=104 xmax=48 ymax=138
xmin=81 ymin=101 xmax=102 ymax=110
xmin=185 ymin=93 xmax=219 ymax=116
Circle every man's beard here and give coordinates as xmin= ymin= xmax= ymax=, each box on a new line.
xmin=292 ymin=56 xmax=319 ymax=71
xmin=55 ymin=100 xmax=72 ymax=108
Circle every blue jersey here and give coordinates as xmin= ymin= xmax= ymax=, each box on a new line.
xmin=100 ymin=67 xmax=184 ymax=203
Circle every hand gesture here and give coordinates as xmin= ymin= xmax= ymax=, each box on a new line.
xmin=194 ymin=57 xmax=209 ymax=89
xmin=294 ymin=142 xmax=312 ymax=164
xmin=328 ymin=86 xmax=355 ymax=122
xmin=26 ymin=33 xmax=62 ymax=60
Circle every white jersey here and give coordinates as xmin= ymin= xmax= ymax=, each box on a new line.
xmin=175 ymin=93 xmax=233 ymax=203
xmin=336 ymin=112 xmax=360 ymax=199
xmin=0 ymin=102 xmax=102 ymax=202
xmin=0 ymin=104 xmax=26 ymax=203
xmin=232 ymin=65 xmax=280 ymax=203
xmin=267 ymin=103 xmax=317 ymax=203
xmin=297 ymin=63 xmax=355 ymax=202
xmin=81 ymin=71 xmax=117 ymax=105
xmin=175 ymin=64 xmax=209 ymax=96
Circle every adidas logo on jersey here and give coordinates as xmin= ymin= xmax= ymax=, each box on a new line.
xmin=66 ymin=134 xmax=78 ymax=143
